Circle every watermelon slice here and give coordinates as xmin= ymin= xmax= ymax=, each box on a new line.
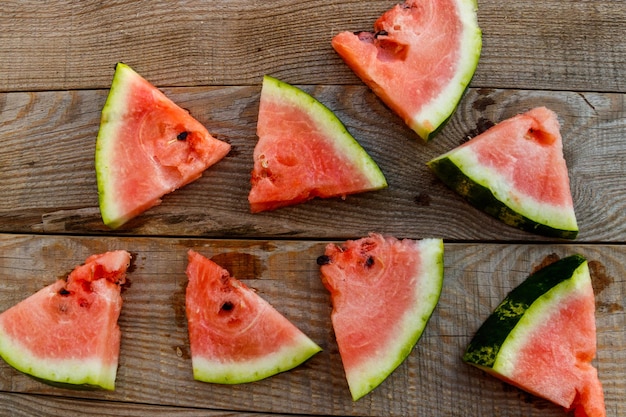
xmin=0 ymin=250 xmax=131 ymax=390
xmin=318 ymin=234 xmax=444 ymax=400
xmin=332 ymin=0 xmax=482 ymax=141
xmin=463 ymin=254 xmax=606 ymax=417
xmin=185 ymin=250 xmax=321 ymax=384
xmin=428 ymin=107 xmax=578 ymax=239
xmin=96 ymin=63 xmax=231 ymax=229
xmin=248 ymin=75 xmax=388 ymax=213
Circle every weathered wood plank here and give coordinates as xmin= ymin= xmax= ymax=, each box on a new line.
xmin=0 ymin=87 xmax=624 ymax=241
xmin=0 ymin=234 xmax=623 ymax=416
xmin=0 ymin=392 xmax=270 ymax=417
xmin=0 ymin=0 xmax=624 ymax=93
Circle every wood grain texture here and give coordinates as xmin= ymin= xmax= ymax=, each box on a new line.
xmin=0 ymin=0 xmax=624 ymax=92
xmin=0 ymin=392 xmax=271 ymax=417
xmin=0 ymin=234 xmax=623 ymax=416
xmin=1 ymin=86 xmax=624 ymax=241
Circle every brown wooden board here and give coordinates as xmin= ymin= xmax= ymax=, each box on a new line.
xmin=1 ymin=87 xmax=624 ymax=241
xmin=0 ymin=234 xmax=623 ymax=416
xmin=0 ymin=1 xmax=624 ymax=92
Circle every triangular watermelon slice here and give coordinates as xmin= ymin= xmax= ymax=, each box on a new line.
xmin=96 ymin=63 xmax=231 ymax=229
xmin=318 ymin=233 xmax=444 ymax=400
xmin=463 ymin=254 xmax=606 ymax=417
xmin=185 ymin=250 xmax=321 ymax=384
xmin=0 ymin=250 xmax=131 ymax=390
xmin=332 ymin=0 xmax=482 ymax=141
xmin=248 ymin=75 xmax=387 ymax=213
xmin=428 ymin=107 xmax=578 ymax=239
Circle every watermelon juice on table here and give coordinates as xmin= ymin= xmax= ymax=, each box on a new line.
xmin=95 ymin=63 xmax=231 ymax=229
xmin=0 ymin=250 xmax=131 ymax=390
xmin=318 ymin=233 xmax=444 ymax=400
xmin=332 ymin=0 xmax=482 ymax=141
xmin=464 ymin=254 xmax=606 ymax=417
xmin=248 ymin=75 xmax=387 ymax=212
xmin=428 ymin=107 xmax=579 ymax=239
xmin=185 ymin=250 xmax=321 ymax=384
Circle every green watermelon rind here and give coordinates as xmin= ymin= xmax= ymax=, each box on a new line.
xmin=463 ymin=254 xmax=587 ymax=369
xmin=411 ymin=0 xmax=482 ymax=141
xmin=346 ymin=238 xmax=444 ymax=401
xmin=95 ymin=62 xmax=137 ymax=229
xmin=261 ymin=75 xmax=388 ymax=191
xmin=0 ymin=328 xmax=118 ymax=390
xmin=427 ymin=149 xmax=579 ymax=239
xmin=192 ymin=331 xmax=322 ymax=384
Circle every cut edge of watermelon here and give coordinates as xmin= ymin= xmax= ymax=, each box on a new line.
xmin=261 ymin=75 xmax=388 ymax=190
xmin=410 ymin=0 xmax=482 ymax=141
xmin=0 ymin=325 xmax=118 ymax=390
xmin=95 ymin=63 xmax=143 ymax=229
xmin=345 ymin=238 xmax=444 ymax=401
xmin=493 ymin=260 xmax=590 ymax=368
xmin=191 ymin=332 xmax=322 ymax=384
xmin=428 ymin=149 xmax=578 ymax=239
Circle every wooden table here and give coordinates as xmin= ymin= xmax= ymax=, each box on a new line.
xmin=1 ymin=1 xmax=624 ymax=416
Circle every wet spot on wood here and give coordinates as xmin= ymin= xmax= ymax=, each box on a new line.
xmin=462 ymin=117 xmax=495 ymax=144
xmin=472 ymin=96 xmax=495 ymax=112
xmin=171 ymin=280 xmax=188 ymax=329
xmin=413 ymin=193 xmax=431 ymax=206
xmin=127 ymin=251 xmax=138 ymax=274
xmin=120 ymin=276 xmax=132 ymax=293
xmin=210 ymin=252 xmax=265 ymax=280
xmin=531 ymin=253 xmax=560 ymax=274
xmin=588 ymin=260 xmax=613 ymax=294
xmin=596 ymin=301 xmax=624 ymax=313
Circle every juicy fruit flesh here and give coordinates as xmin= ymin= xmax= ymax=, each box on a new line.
xmin=464 ymin=257 xmax=605 ymax=417
xmin=0 ymin=250 xmax=131 ymax=390
xmin=320 ymin=234 xmax=444 ymax=400
xmin=96 ymin=63 xmax=231 ymax=228
xmin=248 ymin=76 xmax=387 ymax=212
xmin=428 ymin=107 xmax=578 ymax=237
xmin=332 ymin=0 xmax=481 ymax=140
xmin=185 ymin=250 xmax=321 ymax=384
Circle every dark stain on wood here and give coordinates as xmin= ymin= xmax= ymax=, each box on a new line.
xmin=588 ymin=260 xmax=613 ymax=294
xmin=531 ymin=253 xmax=561 ymax=274
xmin=462 ymin=117 xmax=495 ymax=144
xmin=172 ymin=279 xmax=188 ymax=329
xmin=210 ymin=252 xmax=265 ymax=280
xmin=413 ymin=193 xmax=431 ymax=206
xmin=472 ymin=96 xmax=495 ymax=112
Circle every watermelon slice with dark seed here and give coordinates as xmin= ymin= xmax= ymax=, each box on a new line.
xmin=318 ymin=233 xmax=444 ymax=400
xmin=428 ymin=107 xmax=578 ymax=239
xmin=464 ymin=254 xmax=606 ymax=417
xmin=185 ymin=250 xmax=321 ymax=384
xmin=96 ymin=63 xmax=231 ymax=229
xmin=332 ymin=0 xmax=482 ymax=141
xmin=0 ymin=250 xmax=131 ymax=390
xmin=248 ymin=75 xmax=387 ymax=212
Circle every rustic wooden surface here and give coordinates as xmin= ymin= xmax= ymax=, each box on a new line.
xmin=0 ymin=0 xmax=624 ymax=416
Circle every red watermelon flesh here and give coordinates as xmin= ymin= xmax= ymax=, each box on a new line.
xmin=0 ymin=250 xmax=131 ymax=390
xmin=185 ymin=250 xmax=321 ymax=383
xmin=248 ymin=76 xmax=387 ymax=212
xmin=332 ymin=0 xmax=482 ymax=141
xmin=509 ymin=293 xmax=604 ymax=416
xmin=96 ymin=63 xmax=231 ymax=229
xmin=319 ymin=234 xmax=444 ymax=400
